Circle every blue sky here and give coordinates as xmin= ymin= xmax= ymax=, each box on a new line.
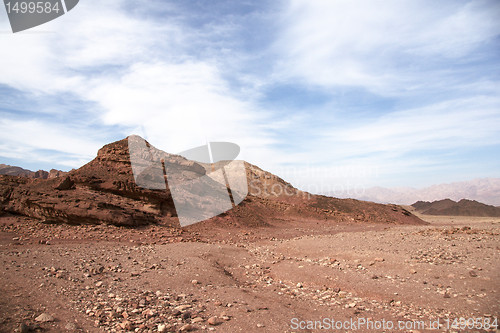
xmin=0 ymin=0 xmax=499 ymax=194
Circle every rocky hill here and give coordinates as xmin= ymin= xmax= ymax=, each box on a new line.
xmin=0 ymin=136 xmax=424 ymax=227
xmin=412 ymin=198 xmax=500 ymax=217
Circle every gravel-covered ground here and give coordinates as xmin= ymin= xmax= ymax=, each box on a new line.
xmin=1 ymin=212 xmax=499 ymax=332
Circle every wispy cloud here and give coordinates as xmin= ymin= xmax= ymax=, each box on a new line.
xmin=326 ymin=96 xmax=500 ymax=156
xmin=275 ymin=0 xmax=500 ymax=96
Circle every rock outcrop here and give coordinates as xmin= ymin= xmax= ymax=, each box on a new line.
xmin=0 ymin=136 xmax=425 ymax=227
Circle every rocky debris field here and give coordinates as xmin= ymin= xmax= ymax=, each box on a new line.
xmin=0 ymin=214 xmax=498 ymax=333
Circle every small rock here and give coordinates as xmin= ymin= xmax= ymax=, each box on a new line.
xmin=119 ymin=320 xmax=132 ymax=330
xmin=19 ymin=323 xmax=30 ymax=333
xmin=374 ymin=258 xmax=385 ymax=262
xmin=191 ymin=279 xmax=200 ymax=285
xmin=175 ymin=304 xmax=191 ymax=311
xmin=95 ymin=281 xmax=103 ymax=287
xmin=157 ymin=323 xmax=167 ymax=332
xmin=143 ymin=309 xmax=155 ymax=317
xmin=469 ymin=270 xmax=478 ymax=277
xmin=65 ymin=322 xmax=77 ymax=330
xmin=180 ymin=324 xmax=193 ymax=331
xmin=257 ymin=323 xmax=265 ymax=328
xmin=192 ymin=317 xmax=204 ymax=323
xmin=55 ymin=176 xmax=75 ymax=190
xmin=296 ymin=282 xmax=303 ymax=288
xmin=207 ymin=316 xmax=221 ymax=326
xmin=35 ymin=313 xmax=54 ymax=323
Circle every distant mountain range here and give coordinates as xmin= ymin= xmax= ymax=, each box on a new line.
xmin=412 ymin=199 xmax=500 ymax=217
xmin=0 ymin=164 xmax=66 ymax=179
xmin=328 ymin=178 xmax=500 ymax=206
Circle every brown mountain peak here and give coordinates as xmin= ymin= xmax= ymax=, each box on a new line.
xmin=0 ymin=137 xmax=425 ymax=227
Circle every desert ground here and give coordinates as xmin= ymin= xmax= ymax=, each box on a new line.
xmin=0 ymin=211 xmax=499 ymax=333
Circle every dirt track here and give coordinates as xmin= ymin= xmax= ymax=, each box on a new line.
xmin=1 ymin=213 xmax=499 ymax=332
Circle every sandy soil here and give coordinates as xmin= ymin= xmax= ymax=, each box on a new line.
xmin=1 ymin=213 xmax=499 ymax=333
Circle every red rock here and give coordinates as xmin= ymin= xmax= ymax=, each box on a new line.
xmin=0 ymin=136 xmax=425 ymax=228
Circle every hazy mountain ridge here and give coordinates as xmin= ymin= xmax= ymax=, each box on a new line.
xmin=0 ymin=163 xmax=66 ymax=179
xmin=335 ymin=178 xmax=500 ymax=206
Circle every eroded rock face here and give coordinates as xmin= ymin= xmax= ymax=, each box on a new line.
xmin=0 ymin=136 xmax=425 ymax=227
xmin=0 ymin=138 xmax=177 ymax=226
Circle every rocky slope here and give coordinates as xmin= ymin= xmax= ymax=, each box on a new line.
xmin=0 ymin=136 xmax=424 ymax=227
xmin=412 ymin=198 xmax=500 ymax=217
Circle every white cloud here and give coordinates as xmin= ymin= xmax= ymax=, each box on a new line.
xmin=0 ymin=118 xmax=103 ymax=167
xmin=325 ymin=96 xmax=500 ymax=157
xmin=82 ymin=61 xmax=276 ymax=154
xmin=276 ymin=0 xmax=500 ymax=95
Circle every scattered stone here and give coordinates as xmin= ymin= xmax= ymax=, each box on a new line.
xmin=55 ymin=176 xmax=75 ymax=190
xmin=157 ymin=323 xmax=167 ymax=332
xmin=35 ymin=313 xmax=54 ymax=323
xmin=191 ymin=279 xmax=200 ymax=285
xmin=180 ymin=324 xmax=193 ymax=331
xmin=469 ymin=270 xmax=478 ymax=277
xmin=119 ymin=320 xmax=132 ymax=330
xmin=19 ymin=323 xmax=30 ymax=333
xmin=65 ymin=322 xmax=77 ymax=330
xmin=257 ymin=323 xmax=265 ymax=328
xmin=207 ymin=316 xmax=221 ymax=326
xmin=175 ymin=304 xmax=191 ymax=311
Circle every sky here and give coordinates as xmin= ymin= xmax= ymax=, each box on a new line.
xmin=0 ymin=0 xmax=499 ymax=195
